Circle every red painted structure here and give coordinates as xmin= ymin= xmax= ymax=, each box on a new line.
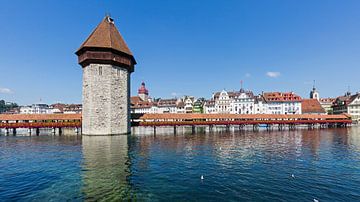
xmin=0 ymin=114 xmax=81 ymax=129
xmin=138 ymin=113 xmax=352 ymax=127
xmin=0 ymin=113 xmax=352 ymax=130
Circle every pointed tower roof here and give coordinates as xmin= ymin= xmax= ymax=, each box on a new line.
xmin=76 ymin=16 xmax=136 ymax=70
xmin=77 ymin=16 xmax=133 ymax=55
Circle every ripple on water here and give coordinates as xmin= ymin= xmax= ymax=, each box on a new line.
xmin=1 ymin=128 xmax=360 ymax=201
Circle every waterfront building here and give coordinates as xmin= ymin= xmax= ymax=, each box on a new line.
xmin=204 ymin=100 xmax=216 ymax=114
xmin=262 ymin=92 xmax=302 ymax=114
xmin=332 ymin=92 xmax=360 ymax=122
xmin=184 ymin=96 xmax=195 ymax=113
xmin=332 ymin=91 xmax=352 ymax=114
xmin=213 ymin=86 xmax=256 ymax=114
xmin=20 ymin=103 xmax=54 ymax=114
xmin=63 ymin=104 xmax=82 ymax=114
xmin=301 ymin=99 xmax=326 ymax=114
xmin=50 ymin=103 xmax=66 ymax=113
xmin=230 ymin=89 xmax=255 ymax=114
xmin=348 ymin=93 xmax=360 ymax=122
xmin=193 ymin=98 xmax=205 ymax=113
xmin=131 ymin=96 xmax=158 ymax=114
xmin=176 ymin=99 xmax=186 ymax=113
xmin=76 ymin=16 xmax=136 ymax=135
xmin=319 ymin=98 xmax=335 ymax=114
xmin=131 ymin=83 xmax=192 ymax=114
xmin=254 ymin=96 xmax=268 ymax=114
xmin=158 ymin=98 xmax=177 ymax=113
xmin=131 ymin=82 xmax=159 ymax=114
xmin=214 ymin=90 xmax=232 ymax=114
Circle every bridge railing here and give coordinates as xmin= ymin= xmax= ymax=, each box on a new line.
xmin=139 ymin=119 xmax=352 ymax=127
xmin=0 ymin=122 xmax=81 ymax=129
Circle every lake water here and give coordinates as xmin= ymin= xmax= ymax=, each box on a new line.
xmin=0 ymin=127 xmax=360 ymax=201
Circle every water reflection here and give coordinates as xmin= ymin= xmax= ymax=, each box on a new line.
xmin=81 ymin=135 xmax=132 ymax=201
xmin=129 ymin=127 xmax=360 ymax=201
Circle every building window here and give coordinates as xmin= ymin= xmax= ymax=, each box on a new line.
xmin=99 ymin=66 xmax=102 ymax=76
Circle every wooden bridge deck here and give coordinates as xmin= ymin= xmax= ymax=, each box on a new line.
xmin=0 ymin=113 xmax=352 ymax=130
xmin=138 ymin=113 xmax=352 ymax=127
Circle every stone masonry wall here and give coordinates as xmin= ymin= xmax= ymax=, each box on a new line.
xmin=82 ymin=64 xmax=130 ymax=135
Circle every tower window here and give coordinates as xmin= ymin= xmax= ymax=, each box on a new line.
xmin=99 ymin=66 xmax=102 ymax=75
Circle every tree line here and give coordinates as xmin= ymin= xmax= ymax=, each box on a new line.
xmin=0 ymin=100 xmax=18 ymax=113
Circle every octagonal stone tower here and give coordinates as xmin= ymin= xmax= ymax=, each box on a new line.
xmin=76 ymin=16 xmax=136 ymax=135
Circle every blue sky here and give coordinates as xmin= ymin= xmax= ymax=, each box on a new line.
xmin=0 ymin=0 xmax=359 ymax=105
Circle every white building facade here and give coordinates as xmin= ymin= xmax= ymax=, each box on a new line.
xmin=262 ymin=92 xmax=302 ymax=114
xmin=20 ymin=103 xmax=54 ymax=114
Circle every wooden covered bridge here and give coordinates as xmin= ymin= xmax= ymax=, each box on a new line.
xmin=137 ymin=113 xmax=352 ymax=133
xmin=0 ymin=114 xmax=82 ymax=135
xmin=0 ymin=113 xmax=352 ymax=135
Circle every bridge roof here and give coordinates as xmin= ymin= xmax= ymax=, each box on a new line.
xmin=140 ymin=113 xmax=350 ymax=120
xmin=0 ymin=114 xmax=81 ymax=121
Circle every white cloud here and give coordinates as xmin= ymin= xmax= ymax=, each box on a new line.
xmin=245 ymin=73 xmax=251 ymax=78
xmin=171 ymin=92 xmax=178 ymax=97
xmin=266 ymin=71 xmax=281 ymax=78
xmin=0 ymin=87 xmax=12 ymax=94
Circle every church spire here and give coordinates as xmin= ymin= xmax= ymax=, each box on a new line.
xmin=310 ymin=80 xmax=319 ymax=100
xmin=313 ymin=80 xmax=316 ymax=90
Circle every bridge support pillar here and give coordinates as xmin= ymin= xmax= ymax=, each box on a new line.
xmin=173 ymin=126 xmax=177 ymax=135
xmin=75 ymin=127 xmax=80 ymax=135
xmin=12 ymin=128 xmax=16 ymax=136
xmin=5 ymin=128 xmax=9 ymax=136
xmin=58 ymin=128 xmax=62 ymax=136
xmin=253 ymin=124 xmax=259 ymax=131
xmin=36 ymin=128 xmax=40 ymax=136
xmin=266 ymin=124 xmax=271 ymax=131
xmin=153 ymin=126 xmax=156 ymax=135
xmin=28 ymin=128 xmax=32 ymax=136
xmin=52 ymin=128 xmax=56 ymax=135
xmin=226 ymin=125 xmax=230 ymax=132
xmin=192 ymin=125 xmax=196 ymax=134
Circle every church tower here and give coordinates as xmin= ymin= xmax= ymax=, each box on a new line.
xmin=76 ymin=16 xmax=136 ymax=135
xmin=138 ymin=82 xmax=149 ymax=101
xmin=310 ymin=80 xmax=320 ymax=101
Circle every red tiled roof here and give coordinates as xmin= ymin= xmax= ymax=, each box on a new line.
xmin=0 ymin=114 xmax=81 ymax=121
xmin=302 ymin=99 xmax=326 ymax=114
xmin=263 ymin=92 xmax=302 ymax=102
xmin=319 ymin=98 xmax=335 ymax=103
xmin=131 ymin=96 xmax=154 ymax=109
xmin=214 ymin=90 xmax=254 ymax=99
xmin=158 ymin=99 xmax=177 ymax=107
xmin=140 ymin=113 xmax=350 ymax=120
